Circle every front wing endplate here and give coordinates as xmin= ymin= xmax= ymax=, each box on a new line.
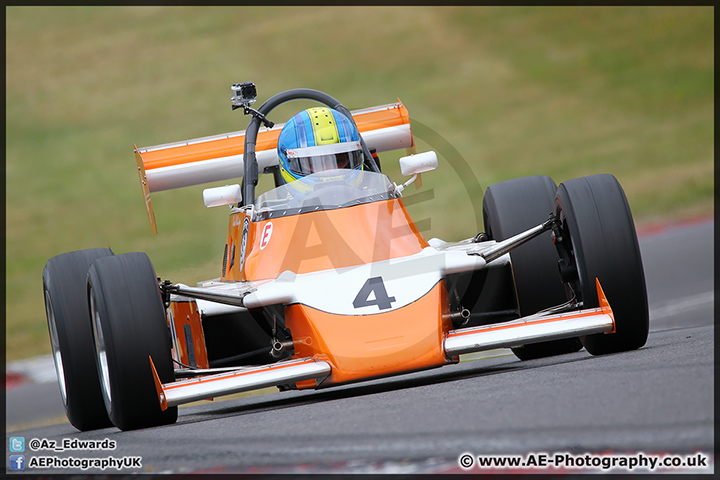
xmin=445 ymin=278 xmax=616 ymax=356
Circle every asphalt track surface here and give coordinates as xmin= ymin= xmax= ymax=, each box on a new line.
xmin=5 ymin=218 xmax=714 ymax=474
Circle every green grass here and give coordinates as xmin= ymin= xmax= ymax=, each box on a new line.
xmin=6 ymin=6 xmax=713 ymax=361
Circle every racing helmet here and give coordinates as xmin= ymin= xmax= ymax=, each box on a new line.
xmin=277 ymin=107 xmax=364 ymax=184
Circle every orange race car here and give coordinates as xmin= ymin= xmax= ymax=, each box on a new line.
xmin=42 ymin=84 xmax=649 ymax=431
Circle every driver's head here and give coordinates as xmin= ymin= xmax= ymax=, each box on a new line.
xmin=277 ymin=107 xmax=363 ymax=184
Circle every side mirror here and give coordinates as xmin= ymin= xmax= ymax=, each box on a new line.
xmin=395 ymin=151 xmax=438 ymax=194
xmin=399 ymin=151 xmax=438 ymax=176
xmin=203 ymin=184 xmax=242 ymax=208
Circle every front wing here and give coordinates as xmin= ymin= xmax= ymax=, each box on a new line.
xmin=150 ymin=278 xmax=614 ymax=410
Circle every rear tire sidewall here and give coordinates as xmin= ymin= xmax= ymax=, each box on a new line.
xmin=483 ymin=176 xmax=583 ymax=360
xmin=554 ymin=174 xmax=649 ymax=354
xmin=42 ymin=248 xmax=114 ymax=431
xmin=88 ymin=252 xmax=177 ymax=430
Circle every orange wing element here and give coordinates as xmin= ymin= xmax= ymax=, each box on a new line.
xmin=223 ymin=198 xmax=429 ymax=281
xmin=444 ymin=281 xmax=616 ymax=356
xmin=135 ymin=145 xmax=157 ymax=235
xmin=149 ymin=356 xmax=168 ymax=411
xmin=596 ymin=278 xmax=616 ymax=334
xmin=286 ymin=282 xmax=452 ymax=387
xmin=134 ymin=102 xmax=413 ymax=194
xmin=167 ymin=299 xmax=209 ymax=369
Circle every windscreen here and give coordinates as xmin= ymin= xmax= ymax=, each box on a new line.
xmin=255 ymin=169 xmax=398 ymax=219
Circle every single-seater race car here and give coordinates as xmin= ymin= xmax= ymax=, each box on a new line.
xmin=43 ymin=83 xmax=648 ymax=431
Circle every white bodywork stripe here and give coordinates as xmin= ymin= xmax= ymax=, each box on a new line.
xmin=242 ymin=247 xmax=492 ymax=315
xmin=145 ymin=124 xmax=412 ymax=192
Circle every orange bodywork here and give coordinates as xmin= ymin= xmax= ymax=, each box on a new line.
xmin=287 ymin=282 xmax=453 ymax=387
xmin=218 ymin=197 xmax=455 ymax=387
xmin=222 ymin=199 xmax=429 ymax=282
xmin=135 ymin=147 xmax=157 ymax=235
xmin=167 ymin=300 xmax=209 ymax=369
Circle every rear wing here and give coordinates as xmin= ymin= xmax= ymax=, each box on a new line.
xmin=135 ymin=102 xmax=414 ymax=234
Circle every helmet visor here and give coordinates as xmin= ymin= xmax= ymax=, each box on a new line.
xmin=285 ymin=141 xmax=363 ymax=176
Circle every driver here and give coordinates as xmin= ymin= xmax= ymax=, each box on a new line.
xmin=277 ymin=107 xmax=364 ymax=185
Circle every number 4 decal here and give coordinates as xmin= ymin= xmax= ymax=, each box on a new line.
xmin=353 ymin=276 xmax=396 ymax=310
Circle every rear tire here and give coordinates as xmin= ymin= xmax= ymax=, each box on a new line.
xmin=483 ymin=176 xmax=583 ymax=360
xmin=43 ymin=248 xmax=115 ymax=431
xmin=87 ymin=252 xmax=178 ymax=430
xmin=554 ymin=174 xmax=649 ymax=355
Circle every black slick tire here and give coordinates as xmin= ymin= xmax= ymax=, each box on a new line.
xmin=87 ymin=252 xmax=178 ymax=430
xmin=42 ymin=248 xmax=115 ymax=431
xmin=554 ymin=174 xmax=649 ymax=355
xmin=483 ymin=176 xmax=583 ymax=360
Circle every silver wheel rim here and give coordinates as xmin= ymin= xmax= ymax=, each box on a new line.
xmin=90 ymin=290 xmax=112 ymax=413
xmin=44 ymin=290 xmax=67 ymax=406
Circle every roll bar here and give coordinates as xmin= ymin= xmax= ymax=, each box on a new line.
xmin=240 ymin=88 xmax=380 ymax=206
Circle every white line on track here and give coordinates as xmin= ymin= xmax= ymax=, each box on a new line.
xmin=649 ymin=291 xmax=714 ymax=320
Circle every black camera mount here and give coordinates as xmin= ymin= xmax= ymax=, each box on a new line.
xmin=231 ymin=82 xmax=274 ymax=128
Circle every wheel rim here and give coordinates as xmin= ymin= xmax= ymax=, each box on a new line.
xmin=44 ymin=290 xmax=67 ymax=406
xmin=90 ymin=290 xmax=112 ymax=413
xmin=554 ymin=206 xmax=584 ymax=303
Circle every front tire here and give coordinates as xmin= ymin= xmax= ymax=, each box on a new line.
xmin=87 ymin=252 xmax=178 ymax=430
xmin=483 ymin=176 xmax=583 ymax=360
xmin=554 ymin=174 xmax=649 ymax=355
xmin=43 ymin=248 xmax=115 ymax=431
